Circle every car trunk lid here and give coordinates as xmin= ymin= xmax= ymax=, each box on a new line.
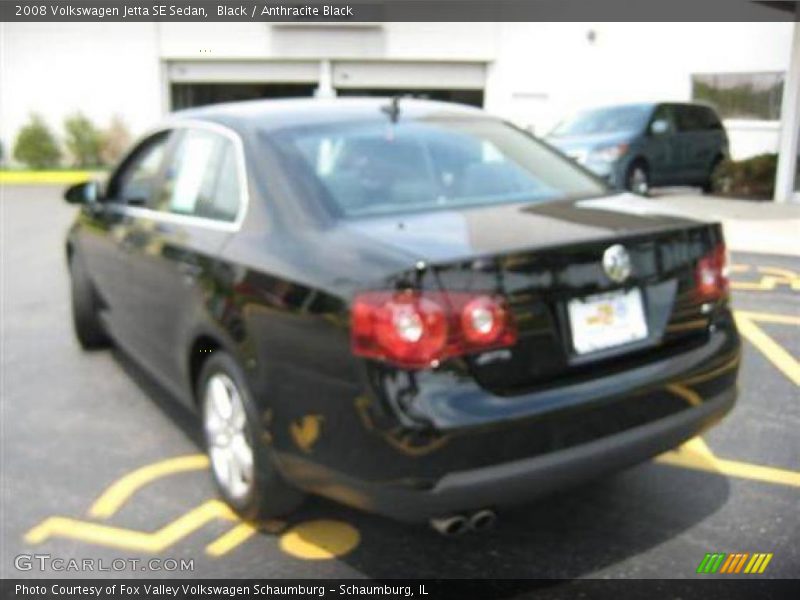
xmin=344 ymin=194 xmax=725 ymax=393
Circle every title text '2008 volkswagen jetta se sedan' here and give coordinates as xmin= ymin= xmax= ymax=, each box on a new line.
xmin=65 ymin=98 xmax=740 ymax=534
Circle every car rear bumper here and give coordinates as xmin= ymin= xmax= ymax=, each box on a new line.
xmin=281 ymin=383 xmax=736 ymax=522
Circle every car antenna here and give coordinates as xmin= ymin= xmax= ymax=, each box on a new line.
xmin=380 ymin=95 xmax=403 ymax=124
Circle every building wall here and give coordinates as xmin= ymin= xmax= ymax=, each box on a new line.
xmin=486 ymin=22 xmax=794 ymax=159
xmin=0 ymin=22 xmax=794 ymax=164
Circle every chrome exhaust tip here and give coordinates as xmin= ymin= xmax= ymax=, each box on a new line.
xmin=430 ymin=515 xmax=470 ymax=536
xmin=469 ymin=509 xmax=496 ymax=532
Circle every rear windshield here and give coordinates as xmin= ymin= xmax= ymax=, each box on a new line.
xmin=268 ymin=117 xmax=606 ymax=218
xmin=550 ymin=105 xmax=652 ymax=137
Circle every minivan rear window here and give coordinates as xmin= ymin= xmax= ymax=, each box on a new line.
xmin=269 ymin=118 xmax=606 ymax=218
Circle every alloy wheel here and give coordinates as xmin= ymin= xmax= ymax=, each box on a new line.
xmin=203 ymin=372 xmax=254 ymax=501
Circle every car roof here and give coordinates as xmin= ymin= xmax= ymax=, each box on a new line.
xmin=170 ymin=97 xmax=488 ymax=132
xmin=577 ymin=101 xmax=718 ymax=111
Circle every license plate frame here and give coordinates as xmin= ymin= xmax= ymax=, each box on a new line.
xmin=567 ymin=288 xmax=648 ymax=355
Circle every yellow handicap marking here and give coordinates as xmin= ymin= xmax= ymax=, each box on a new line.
xmin=25 ymin=499 xmax=238 ymax=553
xmin=23 ymin=304 xmax=800 ymax=561
xmin=24 ymin=454 xmax=360 ymax=560
xmin=279 ymin=520 xmax=361 ymax=560
xmin=656 ymin=437 xmax=800 ymax=488
xmin=206 ymin=522 xmax=262 ymax=557
xmin=730 ymin=264 xmax=800 ymax=292
xmin=734 ymin=311 xmax=800 ymax=387
xmin=89 ymin=454 xmax=209 ymax=519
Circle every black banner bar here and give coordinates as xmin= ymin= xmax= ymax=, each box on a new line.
xmin=1 ymin=0 xmax=799 ymax=23
xmin=3 ymin=579 xmax=800 ymax=600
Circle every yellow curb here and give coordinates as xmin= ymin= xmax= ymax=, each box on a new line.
xmin=0 ymin=171 xmax=102 ymax=185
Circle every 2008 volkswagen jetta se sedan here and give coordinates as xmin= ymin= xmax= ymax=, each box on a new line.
xmin=65 ymin=98 xmax=740 ymax=534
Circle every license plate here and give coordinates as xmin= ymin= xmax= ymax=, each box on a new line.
xmin=567 ymin=288 xmax=648 ymax=355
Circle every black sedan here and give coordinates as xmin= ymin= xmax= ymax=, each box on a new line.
xmin=65 ymin=98 xmax=740 ymax=534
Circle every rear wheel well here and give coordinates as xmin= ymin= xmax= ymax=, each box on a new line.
xmin=189 ymin=335 xmax=222 ymax=402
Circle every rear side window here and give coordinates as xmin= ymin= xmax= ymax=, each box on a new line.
xmin=676 ymin=105 xmax=720 ymax=132
xmin=701 ymin=107 xmax=723 ymax=130
xmin=204 ymin=143 xmax=242 ymax=222
xmin=157 ymin=128 xmax=243 ymax=223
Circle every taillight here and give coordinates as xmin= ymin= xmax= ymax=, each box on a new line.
xmin=695 ymin=243 xmax=730 ymax=300
xmin=352 ymin=290 xmax=517 ymax=369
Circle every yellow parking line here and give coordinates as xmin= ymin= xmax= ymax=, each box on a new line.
xmin=758 ymin=266 xmax=799 ymax=281
xmin=712 ymin=458 xmax=800 ymax=487
xmin=205 ymin=522 xmax=261 ymax=557
xmin=728 ymin=263 xmax=800 ymax=292
xmin=734 ymin=313 xmax=800 ymax=387
xmin=657 ymin=438 xmax=800 ymax=488
xmin=735 ymin=311 xmax=800 ymax=326
xmin=88 ymin=455 xmax=209 ymax=519
xmin=25 ymin=499 xmax=236 ymax=552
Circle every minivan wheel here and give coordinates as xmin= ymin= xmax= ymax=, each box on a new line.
xmin=625 ymin=162 xmax=650 ymax=196
xmin=69 ymin=254 xmax=110 ymax=349
xmin=199 ymin=351 xmax=304 ymax=520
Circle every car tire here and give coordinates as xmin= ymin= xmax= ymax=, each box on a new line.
xmin=69 ymin=253 xmax=110 ymax=349
xmin=625 ymin=161 xmax=650 ymax=196
xmin=198 ymin=351 xmax=305 ymax=520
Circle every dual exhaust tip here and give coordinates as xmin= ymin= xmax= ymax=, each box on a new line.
xmin=430 ymin=509 xmax=496 ymax=536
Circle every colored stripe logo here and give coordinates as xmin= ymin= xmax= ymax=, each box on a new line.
xmin=696 ymin=553 xmax=773 ymax=574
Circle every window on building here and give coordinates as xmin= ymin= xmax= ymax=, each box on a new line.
xmin=692 ymin=72 xmax=784 ymax=121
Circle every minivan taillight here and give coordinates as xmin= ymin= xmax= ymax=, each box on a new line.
xmin=352 ymin=290 xmax=517 ymax=369
xmin=695 ymin=243 xmax=730 ymax=300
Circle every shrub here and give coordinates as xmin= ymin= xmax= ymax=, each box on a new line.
xmin=64 ymin=112 xmax=103 ymax=168
xmin=100 ymin=115 xmax=132 ymax=166
xmin=13 ymin=114 xmax=61 ymax=169
xmin=711 ymin=153 xmax=777 ymax=200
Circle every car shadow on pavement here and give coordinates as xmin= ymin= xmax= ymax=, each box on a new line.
xmin=290 ymin=466 xmax=730 ymax=580
xmin=111 ymin=345 xmax=731 ymax=581
xmin=110 ymin=348 xmax=204 ymax=449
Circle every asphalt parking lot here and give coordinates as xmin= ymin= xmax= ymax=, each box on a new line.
xmin=1 ymin=184 xmax=798 ymax=580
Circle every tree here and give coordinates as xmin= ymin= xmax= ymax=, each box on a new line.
xmin=64 ymin=112 xmax=103 ymax=168
xmin=100 ymin=115 xmax=132 ymax=166
xmin=13 ymin=114 xmax=61 ymax=169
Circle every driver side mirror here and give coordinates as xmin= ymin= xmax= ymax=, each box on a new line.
xmin=650 ymin=119 xmax=670 ymax=136
xmin=64 ymin=180 xmax=101 ymax=205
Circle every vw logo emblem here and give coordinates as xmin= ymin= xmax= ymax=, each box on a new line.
xmin=602 ymin=244 xmax=632 ymax=283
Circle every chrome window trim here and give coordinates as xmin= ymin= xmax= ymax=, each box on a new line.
xmin=112 ymin=119 xmax=250 ymax=232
